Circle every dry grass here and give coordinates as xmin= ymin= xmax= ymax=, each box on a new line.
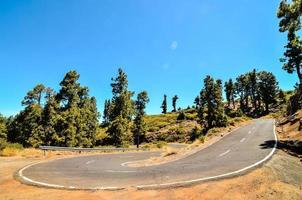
xmin=0 ymin=147 xmax=22 ymax=157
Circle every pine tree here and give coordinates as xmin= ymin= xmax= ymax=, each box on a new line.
xmin=258 ymin=71 xmax=279 ymax=113
xmin=278 ymin=0 xmax=302 ymax=87
xmin=278 ymin=89 xmax=286 ymax=103
xmin=102 ymin=99 xmax=111 ymax=126
xmin=235 ymin=74 xmax=249 ymax=112
xmin=161 ymin=94 xmax=167 ymax=114
xmin=107 ymin=68 xmax=134 ymax=146
xmin=172 ymin=95 xmax=179 ymax=112
xmin=132 ymin=91 xmax=149 ymax=148
xmin=194 ymin=96 xmax=200 ymax=108
xmin=57 ymin=70 xmax=99 ymax=147
xmin=7 ymin=84 xmax=47 ymax=147
xmin=40 ymin=89 xmax=61 ymax=146
xmin=224 ymin=79 xmax=235 ymax=109
xmin=248 ymin=69 xmax=260 ymax=111
xmin=277 ymin=0 xmax=302 ymax=113
xmin=199 ymin=76 xmax=227 ymax=130
xmin=22 ymin=84 xmax=46 ymax=106
xmin=7 ymin=104 xmax=43 ymax=147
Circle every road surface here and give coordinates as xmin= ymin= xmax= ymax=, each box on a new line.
xmin=17 ymin=119 xmax=277 ymax=190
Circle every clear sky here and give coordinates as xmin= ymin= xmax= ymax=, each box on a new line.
xmin=0 ymin=0 xmax=298 ymax=117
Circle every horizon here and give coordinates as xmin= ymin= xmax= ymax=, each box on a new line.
xmin=0 ymin=0 xmax=298 ymax=117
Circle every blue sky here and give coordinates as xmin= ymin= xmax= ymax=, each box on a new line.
xmin=0 ymin=0 xmax=298 ymax=116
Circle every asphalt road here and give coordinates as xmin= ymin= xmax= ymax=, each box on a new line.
xmin=18 ymin=119 xmax=277 ymax=190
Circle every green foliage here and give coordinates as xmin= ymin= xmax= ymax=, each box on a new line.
xmin=132 ymin=91 xmax=149 ymax=147
xmin=0 ymin=114 xmax=7 ymax=140
xmin=161 ymin=94 xmax=168 ymax=114
xmin=277 ymin=0 xmax=302 ymax=77
xmin=172 ymin=95 xmax=179 ymax=112
xmin=7 ymin=105 xmax=43 ymax=147
xmin=198 ymin=135 xmax=206 ymax=143
xmin=177 ymin=111 xmax=186 ymax=120
xmin=278 ymin=89 xmax=286 ymax=104
xmin=7 ymin=71 xmax=99 ymax=148
xmin=102 ymin=99 xmax=111 ymax=126
xmin=258 ymin=71 xmax=279 ymax=112
xmin=107 ymin=68 xmax=134 ymax=146
xmin=165 ymin=125 xmax=187 ymax=143
xmin=145 ymin=113 xmax=178 ymax=132
xmin=224 ymin=79 xmax=235 ymax=108
xmin=198 ymin=76 xmax=228 ymax=130
xmin=155 ymin=141 xmax=167 ymax=148
xmin=22 ymin=84 xmax=46 ymax=106
xmin=225 ymin=108 xmax=243 ymax=118
xmin=232 ymin=69 xmax=279 ymax=116
xmin=189 ymin=126 xmax=202 ymax=142
xmin=278 ymin=0 xmax=302 ymax=113
xmin=287 ymin=84 xmax=302 ymax=115
xmin=0 ymin=138 xmax=23 ymax=154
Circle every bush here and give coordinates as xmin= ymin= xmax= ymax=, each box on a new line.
xmin=0 ymin=139 xmax=8 ymax=150
xmin=177 ymin=111 xmax=186 ymax=120
xmin=198 ymin=135 xmax=206 ymax=143
xmin=225 ymin=108 xmax=243 ymax=118
xmin=155 ymin=141 xmax=167 ymax=148
xmin=0 ymin=141 xmax=23 ymax=157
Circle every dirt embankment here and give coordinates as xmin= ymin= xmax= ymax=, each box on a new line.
xmin=276 ymin=110 xmax=302 ymax=159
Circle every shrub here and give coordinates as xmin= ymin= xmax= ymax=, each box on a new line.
xmin=0 ymin=142 xmax=23 ymax=157
xmin=198 ymin=135 xmax=206 ymax=143
xmin=225 ymin=108 xmax=243 ymax=118
xmin=0 ymin=139 xmax=8 ymax=150
xmin=155 ymin=141 xmax=167 ymax=148
xmin=177 ymin=111 xmax=186 ymax=120
xmin=190 ymin=126 xmax=202 ymax=141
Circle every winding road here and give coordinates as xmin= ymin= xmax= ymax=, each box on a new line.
xmin=17 ymin=119 xmax=277 ymax=190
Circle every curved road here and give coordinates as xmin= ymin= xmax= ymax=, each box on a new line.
xmin=18 ymin=119 xmax=277 ymax=190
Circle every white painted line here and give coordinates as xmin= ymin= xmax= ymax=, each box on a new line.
xmin=219 ymin=150 xmax=231 ymax=157
xmin=119 ymin=156 xmax=134 ymax=158
xmin=121 ymin=161 xmax=133 ymax=167
xmin=86 ymin=160 xmax=95 ymax=165
xmin=240 ymin=138 xmax=246 ymax=143
xmin=93 ymin=186 xmax=123 ymax=190
xmin=248 ymin=131 xmax=252 ymax=134
xmin=105 ymin=170 xmax=137 ymax=173
xmin=137 ymin=120 xmax=278 ymax=190
xmin=18 ymin=162 xmax=65 ymax=189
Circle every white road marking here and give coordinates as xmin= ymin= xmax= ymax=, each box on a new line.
xmin=86 ymin=160 xmax=96 ymax=165
xmin=248 ymin=131 xmax=252 ymax=134
xmin=219 ymin=149 xmax=231 ymax=157
xmin=105 ymin=170 xmax=137 ymax=173
xmin=119 ymin=156 xmax=134 ymax=158
xmin=121 ymin=161 xmax=133 ymax=167
xmin=240 ymin=138 xmax=246 ymax=143
xmin=252 ymin=127 xmax=255 ymax=130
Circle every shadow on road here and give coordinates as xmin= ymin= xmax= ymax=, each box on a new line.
xmin=260 ymin=140 xmax=302 ymax=157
